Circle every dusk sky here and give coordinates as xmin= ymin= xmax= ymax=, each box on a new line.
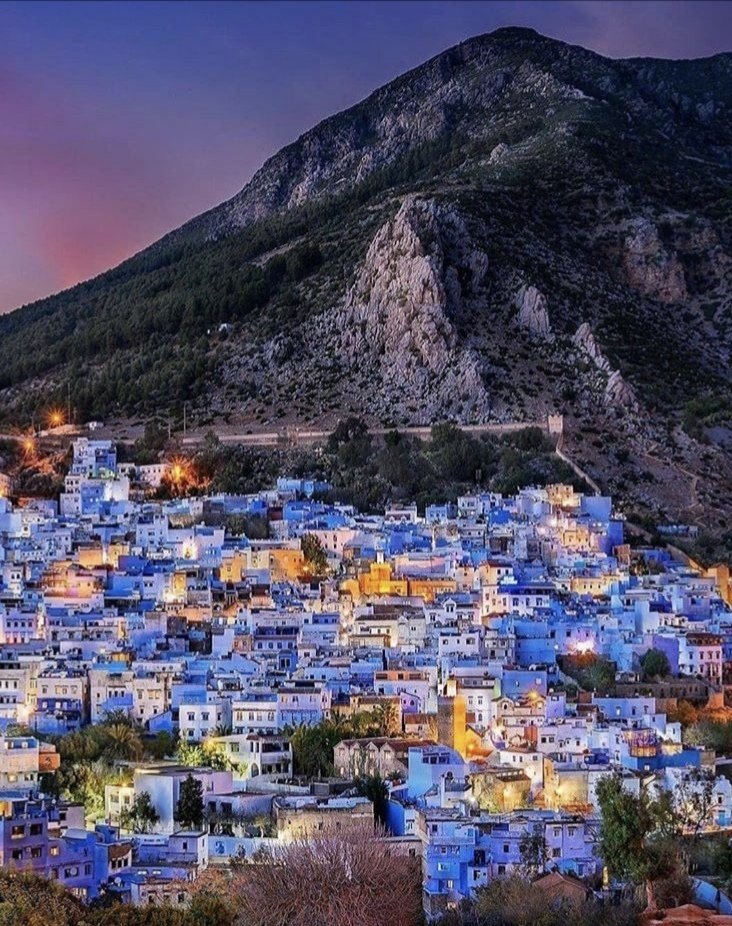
xmin=2 ymin=0 xmax=732 ymax=315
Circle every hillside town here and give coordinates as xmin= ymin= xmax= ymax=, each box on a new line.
xmin=1 ymin=436 xmax=732 ymax=919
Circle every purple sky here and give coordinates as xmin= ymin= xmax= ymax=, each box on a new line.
xmin=2 ymin=0 xmax=731 ymax=314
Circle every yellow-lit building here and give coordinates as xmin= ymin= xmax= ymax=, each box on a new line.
xmin=438 ymin=684 xmax=467 ymax=759
xmin=77 ymin=541 xmax=129 ymax=569
xmin=42 ymin=562 xmax=104 ymax=600
xmin=560 ymin=523 xmax=596 ymax=551
xmin=407 ymin=575 xmax=456 ymax=603
xmin=542 ymin=755 xmax=607 ymax=813
xmin=570 ymin=572 xmax=621 ymax=597
xmin=546 ymin=483 xmax=581 ymax=510
xmin=706 ymin=564 xmax=732 ymax=606
xmin=342 ymin=561 xmax=456 ymax=603
xmin=471 ymin=767 xmax=531 ymax=812
xmin=357 ymin=562 xmax=409 ymax=598
xmin=268 ymin=547 xmax=305 ymax=582
xmin=218 ymin=550 xmax=248 ymax=584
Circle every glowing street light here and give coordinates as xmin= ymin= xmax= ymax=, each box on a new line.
xmin=48 ymin=409 xmax=64 ymax=429
xmin=168 ymin=457 xmax=192 ymax=488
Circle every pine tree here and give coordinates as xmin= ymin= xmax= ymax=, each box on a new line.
xmin=175 ymin=774 xmax=205 ymax=830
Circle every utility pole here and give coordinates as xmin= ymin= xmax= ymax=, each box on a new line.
xmin=67 ymin=382 xmax=72 ymax=425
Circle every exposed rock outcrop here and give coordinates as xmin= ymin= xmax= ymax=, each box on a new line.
xmin=515 ymin=285 xmax=552 ymax=339
xmin=573 ymin=322 xmax=611 ymax=373
xmin=623 ymin=217 xmax=688 ymax=304
xmin=604 ymin=369 xmax=638 ymax=410
xmin=488 ymin=142 xmax=509 ymax=164
xmin=337 ymin=196 xmax=490 ymax=416
xmin=573 ymin=322 xmax=638 ymax=411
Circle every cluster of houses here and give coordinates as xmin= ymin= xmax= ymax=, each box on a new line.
xmin=0 ymin=438 xmax=731 ymax=914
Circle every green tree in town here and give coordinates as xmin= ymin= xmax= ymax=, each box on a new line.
xmin=51 ymin=760 xmax=132 ymax=825
xmin=224 ymin=513 xmax=270 ymax=539
xmin=98 ymin=722 xmax=145 ymax=761
xmin=370 ymin=701 xmax=401 ymax=737
xmin=354 ymin=772 xmax=390 ymax=826
xmin=175 ymin=738 xmax=234 ymax=771
xmin=561 ymin=653 xmax=616 ymax=695
xmin=640 ymin=648 xmax=672 ymax=681
xmin=301 ymin=533 xmax=328 ymax=576
xmin=673 ymin=766 xmax=716 ymax=839
xmin=288 ymin=722 xmax=340 ymax=778
xmin=518 ymin=824 xmax=549 ymax=876
xmin=145 ymin=730 xmax=177 ymax=760
xmin=120 ymin=791 xmax=160 ymax=834
xmin=684 ymin=718 xmax=732 ymax=754
xmin=175 ymin=774 xmax=205 ymax=830
xmin=596 ymin=775 xmax=680 ymax=909
xmin=287 ymin=713 xmax=392 ymax=779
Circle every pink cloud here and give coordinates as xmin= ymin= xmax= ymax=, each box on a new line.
xmin=0 ymin=60 xmax=222 ymax=311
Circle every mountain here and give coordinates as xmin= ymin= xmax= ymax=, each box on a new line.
xmin=2 ymin=26 xmax=732 ymax=526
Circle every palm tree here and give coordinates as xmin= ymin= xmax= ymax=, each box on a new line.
xmin=373 ymin=702 xmax=400 ymax=737
xmin=100 ymin=723 xmax=144 ymax=761
xmin=210 ymin=723 xmax=233 ymax=737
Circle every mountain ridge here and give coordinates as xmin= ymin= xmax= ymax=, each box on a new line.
xmin=1 ymin=26 xmax=732 ymax=529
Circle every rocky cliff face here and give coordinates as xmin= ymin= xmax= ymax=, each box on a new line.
xmin=515 ymin=285 xmax=552 ymax=339
xmin=336 ymin=196 xmax=490 ymax=418
xmin=573 ymin=323 xmax=610 ymax=373
xmin=623 ymin=218 xmax=688 ymax=304
xmin=572 ymin=322 xmax=638 ymax=411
